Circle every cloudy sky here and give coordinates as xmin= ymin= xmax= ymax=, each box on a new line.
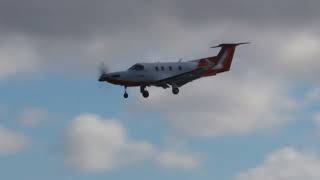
xmin=1 ymin=0 xmax=320 ymax=179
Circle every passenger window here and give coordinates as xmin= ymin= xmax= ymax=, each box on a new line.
xmin=161 ymin=66 xmax=165 ymax=71
xmin=169 ymin=66 xmax=172 ymax=71
xmin=155 ymin=67 xmax=159 ymax=71
xmin=178 ymin=66 xmax=182 ymax=71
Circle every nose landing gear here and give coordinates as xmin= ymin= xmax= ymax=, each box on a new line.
xmin=123 ymin=86 xmax=128 ymax=99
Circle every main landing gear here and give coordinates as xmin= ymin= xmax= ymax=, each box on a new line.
xmin=123 ymin=86 xmax=179 ymax=99
xmin=172 ymin=87 xmax=179 ymax=95
xmin=140 ymin=86 xmax=149 ymax=98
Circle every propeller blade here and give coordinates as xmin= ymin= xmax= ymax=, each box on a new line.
xmin=99 ymin=62 xmax=108 ymax=75
xmin=98 ymin=62 xmax=109 ymax=82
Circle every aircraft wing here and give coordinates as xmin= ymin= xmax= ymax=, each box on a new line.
xmin=155 ymin=67 xmax=212 ymax=88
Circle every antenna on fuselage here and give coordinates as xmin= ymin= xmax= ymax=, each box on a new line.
xmin=178 ymin=58 xmax=183 ymax=63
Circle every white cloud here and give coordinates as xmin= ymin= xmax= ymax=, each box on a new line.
xmin=63 ymin=114 xmax=200 ymax=172
xmin=0 ymin=36 xmax=40 ymax=79
xmin=18 ymin=108 xmax=48 ymax=128
xmin=278 ymin=33 xmax=320 ymax=81
xmin=156 ymin=151 xmax=200 ymax=169
xmin=0 ymin=126 xmax=30 ymax=155
xmin=236 ymin=147 xmax=320 ymax=180
xmin=283 ymin=34 xmax=319 ymax=61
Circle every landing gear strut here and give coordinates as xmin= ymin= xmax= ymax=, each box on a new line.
xmin=123 ymin=86 xmax=128 ymax=99
xmin=140 ymin=86 xmax=149 ymax=98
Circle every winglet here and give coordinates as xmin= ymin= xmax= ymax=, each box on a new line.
xmin=211 ymin=42 xmax=250 ymax=48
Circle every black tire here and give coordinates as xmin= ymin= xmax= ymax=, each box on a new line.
xmin=142 ymin=91 xmax=149 ymax=98
xmin=124 ymin=93 xmax=128 ymax=98
xmin=172 ymin=88 xmax=179 ymax=95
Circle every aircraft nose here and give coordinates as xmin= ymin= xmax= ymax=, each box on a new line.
xmin=98 ymin=73 xmax=121 ymax=82
xmin=98 ymin=74 xmax=109 ymax=82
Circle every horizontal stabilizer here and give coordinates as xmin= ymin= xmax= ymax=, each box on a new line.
xmin=211 ymin=42 xmax=250 ymax=48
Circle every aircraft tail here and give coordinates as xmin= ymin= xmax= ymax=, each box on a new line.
xmin=211 ymin=42 xmax=249 ymax=72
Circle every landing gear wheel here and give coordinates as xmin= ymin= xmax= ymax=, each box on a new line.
xmin=142 ymin=91 xmax=149 ymax=98
xmin=123 ymin=86 xmax=128 ymax=99
xmin=140 ymin=86 xmax=149 ymax=98
xmin=172 ymin=87 xmax=179 ymax=95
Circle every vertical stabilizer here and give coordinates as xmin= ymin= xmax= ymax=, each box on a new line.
xmin=211 ymin=42 xmax=249 ymax=72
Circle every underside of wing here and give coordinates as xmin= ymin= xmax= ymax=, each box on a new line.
xmin=154 ymin=68 xmax=210 ymax=88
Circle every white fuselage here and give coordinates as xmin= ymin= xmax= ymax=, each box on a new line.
xmin=105 ymin=61 xmax=199 ymax=86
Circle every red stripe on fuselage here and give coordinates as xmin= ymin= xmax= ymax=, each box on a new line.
xmin=197 ymin=46 xmax=236 ymax=77
xmin=196 ymin=57 xmax=219 ymax=77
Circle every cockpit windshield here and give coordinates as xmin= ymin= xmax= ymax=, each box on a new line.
xmin=129 ymin=64 xmax=144 ymax=71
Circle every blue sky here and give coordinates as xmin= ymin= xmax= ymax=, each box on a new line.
xmin=1 ymin=1 xmax=320 ymax=180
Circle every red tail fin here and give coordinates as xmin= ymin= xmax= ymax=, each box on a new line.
xmin=212 ymin=42 xmax=249 ymax=72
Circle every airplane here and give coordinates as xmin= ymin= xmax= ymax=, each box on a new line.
xmin=98 ymin=42 xmax=249 ymax=98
